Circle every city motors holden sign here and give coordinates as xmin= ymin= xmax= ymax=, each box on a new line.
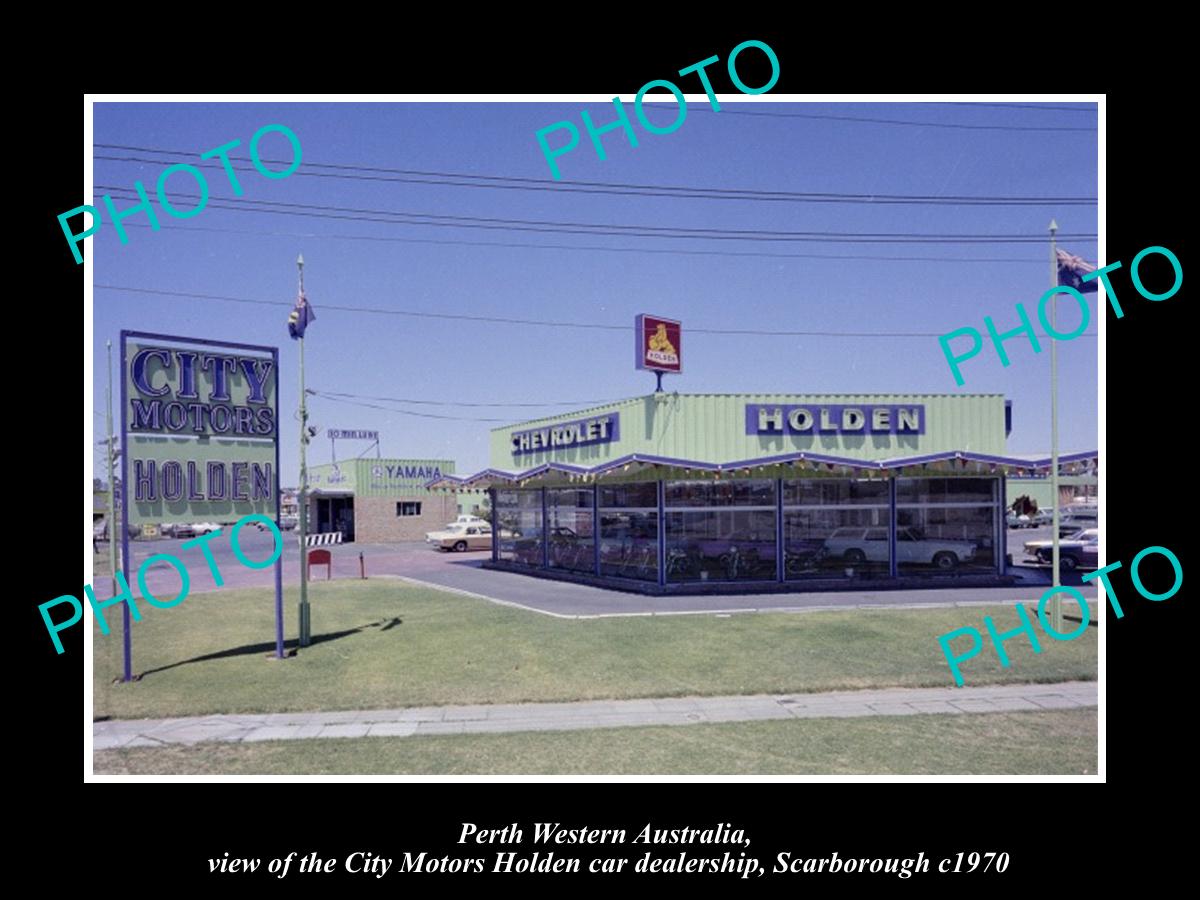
xmin=122 ymin=331 xmax=278 ymax=524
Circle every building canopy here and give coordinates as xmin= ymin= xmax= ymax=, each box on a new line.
xmin=428 ymin=449 xmax=1100 ymax=490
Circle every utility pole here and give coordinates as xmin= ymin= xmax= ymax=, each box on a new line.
xmin=1049 ymin=220 xmax=1063 ymax=633
xmin=297 ymin=254 xmax=312 ymax=647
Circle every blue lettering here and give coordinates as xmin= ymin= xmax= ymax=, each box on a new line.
xmin=132 ymin=348 xmax=172 ymax=398
xmin=239 ymin=357 xmax=273 ymax=404
xmin=252 ymin=463 xmax=272 ymax=500
xmin=131 ymin=399 xmax=161 ymax=430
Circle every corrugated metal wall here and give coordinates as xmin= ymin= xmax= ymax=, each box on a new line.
xmin=490 ymin=393 xmax=1008 ymax=471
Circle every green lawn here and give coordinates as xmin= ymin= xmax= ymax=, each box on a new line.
xmin=93 ymin=580 xmax=1097 ymax=720
xmin=93 ymin=708 xmax=1097 ymax=775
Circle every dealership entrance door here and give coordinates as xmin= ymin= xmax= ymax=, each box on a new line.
xmin=315 ymin=495 xmax=355 ymax=542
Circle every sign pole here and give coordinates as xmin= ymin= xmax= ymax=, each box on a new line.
xmin=1049 ymin=220 xmax=1062 ymax=633
xmin=107 ymin=343 xmax=118 ymax=603
xmin=297 ymin=255 xmax=312 ymax=647
xmin=110 ymin=339 xmax=132 ymax=682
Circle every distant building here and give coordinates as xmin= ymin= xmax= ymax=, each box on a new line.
xmin=305 ymin=459 xmax=484 ymax=542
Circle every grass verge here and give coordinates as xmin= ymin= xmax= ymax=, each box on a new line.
xmin=94 ymin=581 xmax=1097 ymax=719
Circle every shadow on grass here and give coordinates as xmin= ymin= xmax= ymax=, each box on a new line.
xmin=137 ymin=617 xmax=403 ymax=678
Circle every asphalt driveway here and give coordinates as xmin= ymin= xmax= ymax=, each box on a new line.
xmin=96 ymin=534 xmax=1097 ymax=618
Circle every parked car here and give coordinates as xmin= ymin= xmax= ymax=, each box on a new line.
xmin=191 ymin=522 xmax=221 ymax=535
xmin=426 ymin=522 xmax=492 ymax=551
xmin=254 ymin=517 xmax=299 ymax=532
xmin=1006 ymin=512 xmax=1032 ymax=529
xmin=1022 ymin=525 xmax=1089 ymax=561
xmin=822 ymin=527 xmax=977 ymax=570
xmin=1032 ymin=508 xmax=1054 ymax=527
xmin=169 ymin=522 xmax=195 ymax=539
xmin=1058 ymin=507 xmax=1098 ymax=537
xmin=1025 ymin=528 xmax=1099 ymax=571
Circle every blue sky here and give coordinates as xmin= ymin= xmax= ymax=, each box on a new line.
xmin=90 ymin=100 xmax=1098 ymax=483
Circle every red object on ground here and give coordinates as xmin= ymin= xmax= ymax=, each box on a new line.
xmin=308 ymin=548 xmax=332 ymax=580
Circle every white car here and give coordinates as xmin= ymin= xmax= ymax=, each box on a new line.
xmin=191 ymin=522 xmax=222 ymax=535
xmin=1058 ymin=507 xmax=1098 ymax=537
xmin=1006 ymin=512 xmax=1032 ymax=529
xmin=1031 ymin=508 xmax=1054 ymax=527
xmin=426 ymin=522 xmax=493 ymax=551
xmin=822 ymin=527 xmax=977 ymax=570
xmin=447 ymin=515 xmax=487 ymax=527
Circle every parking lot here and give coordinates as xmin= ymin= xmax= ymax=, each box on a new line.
xmin=96 ymin=526 xmax=1097 ymax=618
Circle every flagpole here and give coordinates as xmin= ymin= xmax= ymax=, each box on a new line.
xmin=1049 ymin=220 xmax=1062 ymax=633
xmin=297 ymin=254 xmax=312 ymax=648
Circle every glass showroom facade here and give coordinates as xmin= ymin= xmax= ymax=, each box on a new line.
xmin=432 ymin=393 xmax=1097 ymax=593
xmin=494 ymin=476 xmax=1002 ymax=586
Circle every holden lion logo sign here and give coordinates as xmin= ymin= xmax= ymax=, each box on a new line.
xmin=635 ymin=314 xmax=681 ymax=374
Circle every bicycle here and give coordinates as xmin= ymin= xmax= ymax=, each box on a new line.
xmin=665 ymin=547 xmax=698 ymax=579
xmin=624 ymin=543 xmax=656 ymax=579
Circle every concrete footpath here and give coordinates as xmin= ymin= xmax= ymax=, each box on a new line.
xmin=93 ymin=681 xmax=1097 ymax=751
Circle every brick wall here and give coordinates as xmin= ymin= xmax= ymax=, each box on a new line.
xmin=354 ymin=494 xmax=459 ymax=542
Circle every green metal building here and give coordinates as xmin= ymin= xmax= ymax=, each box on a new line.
xmin=307 ymin=458 xmax=485 ymax=543
xmin=431 ymin=393 xmax=1098 ymax=593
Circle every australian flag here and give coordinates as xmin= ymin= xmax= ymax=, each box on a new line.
xmin=288 ymin=289 xmax=316 ymax=339
xmin=1056 ymin=249 xmax=1097 ymax=293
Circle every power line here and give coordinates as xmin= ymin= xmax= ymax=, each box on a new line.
xmin=313 ymin=389 xmax=625 ymax=409
xmin=943 ymin=101 xmax=1096 ymax=113
xmin=95 ymin=185 xmax=1097 ymax=244
xmin=94 ymin=284 xmax=1098 ymax=338
xmin=309 ymin=390 xmax=513 ymax=422
xmin=678 ymin=105 xmax=1097 ymax=131
xmin=116 ymin=221 xmax=1049 ymax=263
xmin=94 ymin=147 xmax=1096 ymax=207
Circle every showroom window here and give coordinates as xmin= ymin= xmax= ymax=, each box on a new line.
xmin=598 ymin=483 xmax=659 ymax=582
xmin=895 ymin=478 xmax=998 ymax=575
xmin=782 ymin=479 xmax=890 ymax=580
xmin=547 ymin=488 xmax=596 ymax=574
xmin=494 ymin=488 xmax=544 ymax=567
xmin=664 ymin=479 xmax=777 ymax=583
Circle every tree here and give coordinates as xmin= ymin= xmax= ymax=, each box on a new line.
xmin=473 ymin=495 xmax=495 ymax=525
xmin=1010 ymin=494 xmax=1039 ymax=517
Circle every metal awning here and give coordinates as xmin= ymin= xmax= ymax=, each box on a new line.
xmin=426 ymin=449 xmax=1100 ymax=490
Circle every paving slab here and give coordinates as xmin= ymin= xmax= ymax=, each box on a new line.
xmin=242 ymin=726 xmax=303 ymax=743
xmin=866 ymin=702 xmax=923 ymax=716
xmin=949 ymin=699 xmax=1001 ymax=713
xmin=1025 ymin=693 xmax=1085 ymax=710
